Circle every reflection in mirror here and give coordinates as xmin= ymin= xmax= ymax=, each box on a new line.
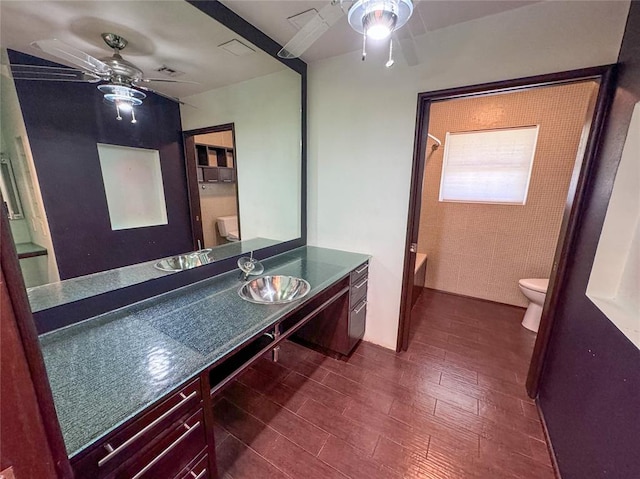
xmin=0 ymin=1 xmax=302 ymax=312
xmin=191 ymin=124 xmax=241 ymax=248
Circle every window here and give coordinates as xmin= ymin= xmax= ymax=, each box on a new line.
xmin=439 ymin=126 xmax=539 ymax=204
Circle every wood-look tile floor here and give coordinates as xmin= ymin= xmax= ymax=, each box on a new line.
xmin=213 ymin=289 xmax=555 ymax=479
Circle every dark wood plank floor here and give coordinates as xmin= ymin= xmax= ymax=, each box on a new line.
xmin=213 ymin=289 xmax=555 ymax=478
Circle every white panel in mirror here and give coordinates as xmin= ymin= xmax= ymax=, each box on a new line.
xmin=587 ymin=101 xmax=640 ymax=348
xmin=97 ymin=143 xmax=168 ymax=231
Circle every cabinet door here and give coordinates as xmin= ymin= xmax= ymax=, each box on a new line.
xmin=202 ymin=168 xmax=218 ymax=183
xmin=349 ymin=299 xmax=367 ymax=351
xmin=218 ymin=168 xmax=235 ymax=183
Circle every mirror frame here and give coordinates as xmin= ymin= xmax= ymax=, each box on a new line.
xmin=24 ymin=0 xmax=307 ymax=333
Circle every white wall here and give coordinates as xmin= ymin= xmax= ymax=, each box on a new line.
xmin=587 ymin=101 xmax=640 ymax=347
xmin=181 ymin=69 xmax=301 ymax=243
xmin=1 ymin=68 xmax=59 ymax=286
xmin=307 ymin=1 xmax=630 ymax=349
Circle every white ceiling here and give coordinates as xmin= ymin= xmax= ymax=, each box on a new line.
xmin=0 ymin=0 xmax=286 ymax=98
xmin=221 ymin=0 xmax=540 ymax=63
xmin=0 ymin=0 xmax=545 ymax=98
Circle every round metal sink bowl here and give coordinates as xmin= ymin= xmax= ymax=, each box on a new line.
xmin=238 ymin=275 xmax=311 ymax=304
xmin=154 ymin=249 xmax=214 ymax=272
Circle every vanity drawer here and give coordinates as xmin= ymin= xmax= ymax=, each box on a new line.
xmin=115 ymin=409 xmax=206 ymax=479
xmin=350 ymin=274 xmax=368 ymax=309
xmin=176 ymin=453 xmax=209 ymax=479
xmin=350 ymin=262 xmax=369 ymax=285
xmin=349 ymin=299 xmax=367 ymax=350
xmin=73 ymin=378 xmax=201 ymax=478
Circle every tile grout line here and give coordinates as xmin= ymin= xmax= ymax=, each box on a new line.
xmin=222 ymin=430 xmax=294 ymax=479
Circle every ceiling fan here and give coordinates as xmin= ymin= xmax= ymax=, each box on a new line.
xmin=278 ymin=0 xmax=416 ymax=66
xmin=10 ymin=33 xmax=196 ymax=123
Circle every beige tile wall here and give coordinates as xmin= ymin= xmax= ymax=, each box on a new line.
xmin=417 ymin=81 xmax=598 ymax=306
xmin=200 ymin=183 xmax=238 ymax=248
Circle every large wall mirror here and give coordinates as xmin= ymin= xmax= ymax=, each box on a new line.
xmin=0 ymin=1 xmax=305 ymax=322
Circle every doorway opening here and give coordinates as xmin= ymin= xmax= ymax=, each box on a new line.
xmin=183 ymin=123 xmax=241 ymax=250
xmin=397 ymin=67 xmax=615 ymax=399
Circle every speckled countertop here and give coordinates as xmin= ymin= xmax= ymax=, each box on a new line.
xmin=38 ymin=246 xmax=369 ymax=458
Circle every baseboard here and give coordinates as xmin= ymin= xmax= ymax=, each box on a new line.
xmin=536 ymin=399 xmax=562 ymax=479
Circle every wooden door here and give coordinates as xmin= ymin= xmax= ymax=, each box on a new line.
xmin=0 ymin=202 xmax=72 ymax=478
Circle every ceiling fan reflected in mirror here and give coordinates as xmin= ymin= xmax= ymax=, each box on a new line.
xmin=11 ymin=33 xmax=197 ymax=123
xmin=278 ymin=0 xmax=414 ymax=66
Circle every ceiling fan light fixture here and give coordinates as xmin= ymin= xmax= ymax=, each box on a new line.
xmin=348 ymin=0 xmax=413 ymax=36
xmin=116 ymin=101 xmax=133 ymax=112
xmin=348 ymin=0 xmax=413 ymax=64
xmin=363 ymin=9 xmax=397 ymax=40
xmin=97 ymin=84 xmax=146 ymax=106
xmin=97 ymin=84 xmax=145 ymax=122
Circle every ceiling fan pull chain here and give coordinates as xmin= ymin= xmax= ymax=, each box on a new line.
xmin=362 ymin=33 xmax=367 ymax=61
xmin=131 ymin=109 xmax=137 ymax=124
xmin=115 ymin=103 xmax=122 ymax=121
xmin=386 ymin=37 xmax=395 ymax=68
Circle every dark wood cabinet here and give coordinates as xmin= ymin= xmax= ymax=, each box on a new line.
xmin=195 ymin=144 xmax=234 ymax=168
xmin=200 ymin=166 xmax=236 ymax=184
xmin=293 ymin=262 xmax=369 ymax=357
xmin=113 ymin=410 xmax=206 ymax=479
xmin=71 ymin=379 xmax=207 ymax=479
xmin=176 ymin=453 xmax=210 ymax=479
xmin=195 ymin=143 xmax=236 ymax=185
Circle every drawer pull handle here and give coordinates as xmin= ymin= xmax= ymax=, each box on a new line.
xmin=354 ymin=301 xmax=367 ymax=315
xmin=131 ymin=421 xmax=201 ymax=479
xmin=354 ymin=278 xmax=368 ymax=289
xmin=98 ymin=389 xmax=197 ymax=467
xmin=191 ymin=469 xmax=207 ymax=479
xmin=355 ymin=264 xmax=368 ymax=274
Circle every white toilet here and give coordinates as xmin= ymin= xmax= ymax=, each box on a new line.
xmin=216 ymin=215 xmax=239 ymax=242
xmin=518 ymin=278 xmax=549 ymax=333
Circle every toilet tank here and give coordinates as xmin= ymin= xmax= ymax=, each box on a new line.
xmin=216 ymin=215 xmax=238 ymax=236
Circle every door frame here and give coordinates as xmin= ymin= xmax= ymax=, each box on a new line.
xmin=183 ymin=123 xmax=239 ymax=250
xmin=1 ymin=200 xmax=73 ymax=478
xmin=396 ymin=65 xmax=616 ymax=399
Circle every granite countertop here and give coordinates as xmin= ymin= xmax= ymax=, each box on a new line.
xmin=39 ymin=246 xmax=369 ymax=458
xmin=28 ymin=237 xmax=280 ymax=312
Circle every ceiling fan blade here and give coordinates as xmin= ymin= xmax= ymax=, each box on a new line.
xmin=140 ymin=78 xmax=200 ymax=84
xmin=278 ymin=1 xmax=346 ymax=59
xmin=31 ymin=39 xmax=110 ymax=76
xmin=392 ymin=1 xmax=425 ymax=67
xmin=137 ymin=85 xmax=184 ymax=105
xmin=10 ymin=64 xmax=102 ymax=82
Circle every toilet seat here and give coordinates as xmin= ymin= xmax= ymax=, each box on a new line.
xmin=518 ymin=278 xmax=548 ymax=293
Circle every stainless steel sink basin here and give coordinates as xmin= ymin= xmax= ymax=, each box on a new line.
xmin=238 ymin=275 xmax=311 ymax=304
xmin=154 ymin=249 xmax=214 ymax=272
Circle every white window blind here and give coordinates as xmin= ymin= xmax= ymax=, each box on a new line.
xmin=439 ymin=126 xmax=539 ymax=204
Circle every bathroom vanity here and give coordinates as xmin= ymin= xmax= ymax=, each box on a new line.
xmin=39 ymin=246 xmax=369 ymax=478
xmin=0 ymin=2 xmax=351 ymax=478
